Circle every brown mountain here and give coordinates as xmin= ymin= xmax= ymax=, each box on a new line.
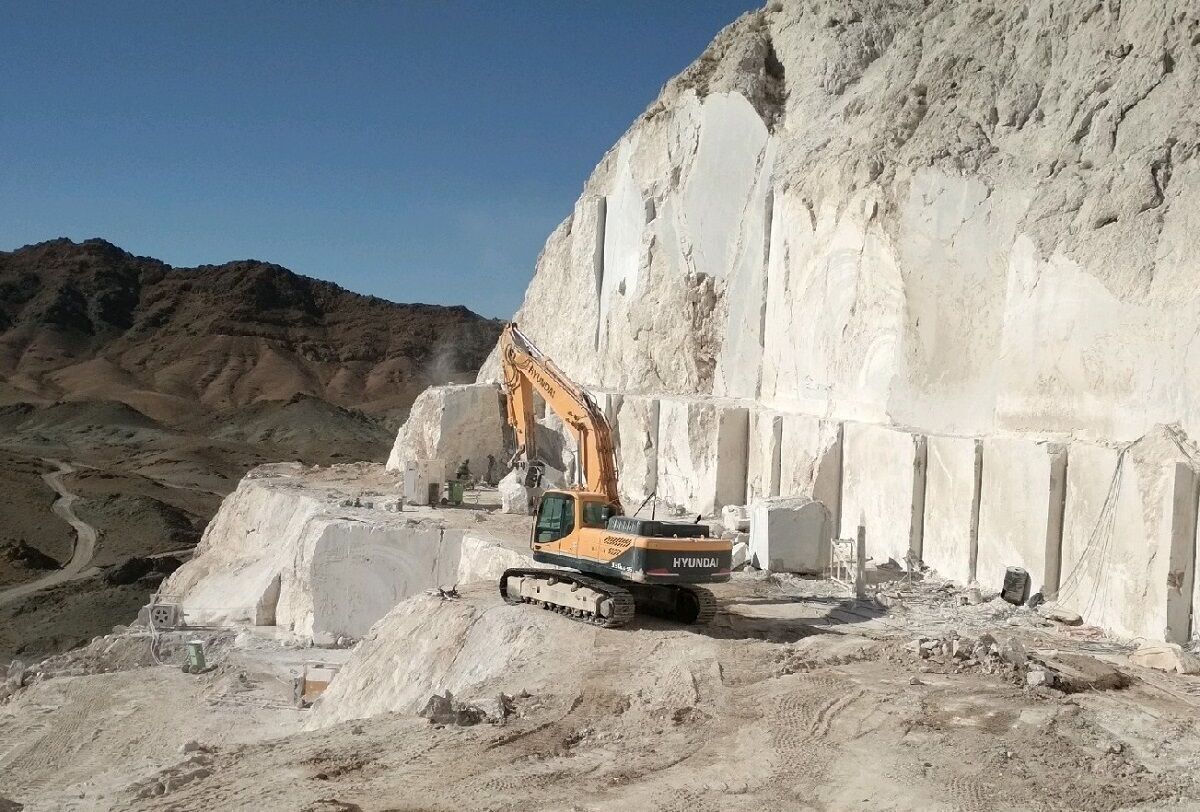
xmin=0 ymin=238 xmax=503 ymax=659
xmin=0 ymin=238 xmax=501 ymax=423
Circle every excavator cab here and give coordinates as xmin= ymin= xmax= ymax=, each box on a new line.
xmin=532 ymin=490 xmax=618 ymax=544
xmin=533 ymin=491 xmax=575 ymax=543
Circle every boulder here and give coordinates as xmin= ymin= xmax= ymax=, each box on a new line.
xmin=749 ymin=496 xmax=830 ymax=573
xmin=1128 ymin=642 xmax=1200 ymax=675
xmin=499 ymin=469 xmax=535 ymax=515
xmin=386 ymin=383 xmax=505 ymax=479
xmin=721 ymin=504 xmax=750 ymax=534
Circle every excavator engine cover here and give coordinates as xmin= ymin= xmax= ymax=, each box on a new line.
xmin=606 ymin=516 xmax=710 ymax=539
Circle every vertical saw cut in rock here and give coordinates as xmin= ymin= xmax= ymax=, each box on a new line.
xmin=496 ymin=323 xmax=731 ymax=627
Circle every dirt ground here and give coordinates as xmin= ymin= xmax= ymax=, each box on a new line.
xmin=2 ymin=574 xmax=1199 ymax=811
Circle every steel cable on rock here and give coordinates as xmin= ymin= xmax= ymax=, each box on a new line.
xmin=1054 ymin=447 xmax=1128 ymax=622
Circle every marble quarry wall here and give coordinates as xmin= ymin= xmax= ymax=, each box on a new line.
xmin=390 ymin=1 xmax=1200 ymax=641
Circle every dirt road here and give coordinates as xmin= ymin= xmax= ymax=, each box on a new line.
xmin=0 ymin=460 xmax=100 ymax=608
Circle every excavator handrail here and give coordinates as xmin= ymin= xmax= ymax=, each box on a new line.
xmin=499 ymin=322 xmax=623 ymax=512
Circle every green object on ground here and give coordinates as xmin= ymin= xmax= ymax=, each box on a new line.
xmin=184 ymin=640 xmax=207 ymax=673
xmin=446 ymin=480 xmax=465 ymax=506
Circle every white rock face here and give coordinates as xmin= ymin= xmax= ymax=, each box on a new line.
xmin=976 ymin=438 xmax=1068 ymax=597
xmin=839 ymin=424 xmax=926 ymax=567
xmin=1058 ymin=430 xmax=1198 ymax=643
xmin=161 ymin=465 xmax=533 ymax=643
xmin=451 ymin=1 xmax=1200 ymax=640
xmin=386 ymin=383 xmax=505 ymax=480
xmin=922 ymin=436 xmax=981 ymax=586
xmin=455 ymin=532 xmax=538 ymax=583
xmin=749 ymin=496 xmax=830 ymax=573
xmin=611 ymin=394 xmax=659 ymax=510
xmin=484 ymin=2 xmax=1200 ymax=443
xmin=746 ymin=408 xmax=782 ymax=503
xmin=779 ymin=414 xmax=843 ymax=530
xmin=656 ymin=398 xmax=748 ymax=516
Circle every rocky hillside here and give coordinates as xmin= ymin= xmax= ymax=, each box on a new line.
xmin=484 ymin=0 xmax=1200 ymax=444
xmin=0 ymin=238 xmax=501 ymax=422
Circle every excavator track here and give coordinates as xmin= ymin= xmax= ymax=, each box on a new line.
xmin=500 ymin=568 xmax=635 ymax=628
xmin=627 ymin=583 xmax=719 ymax=625
xmin=500 ymin=568 xmax=719 ymax=627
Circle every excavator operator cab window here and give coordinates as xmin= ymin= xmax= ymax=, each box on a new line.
xmin=535 ymin=493 xmax=575 ymax=543
xmin=581 ymin=500 xmax=616 ymax=529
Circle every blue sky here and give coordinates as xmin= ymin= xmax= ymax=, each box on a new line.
xmin=1 ymin=2 xmax=759 ymax=318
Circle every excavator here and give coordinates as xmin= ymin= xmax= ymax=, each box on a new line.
xmin=497 ymin=323 xmax=733 ymax=628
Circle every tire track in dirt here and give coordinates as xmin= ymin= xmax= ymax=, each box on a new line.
xmin=767 ymin=674 xmax=862 ymax=796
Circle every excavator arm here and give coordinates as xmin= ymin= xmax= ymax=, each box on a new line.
xmin=499 ymin=323 xmax=623 ymax=513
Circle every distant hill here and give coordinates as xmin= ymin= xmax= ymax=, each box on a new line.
xmin=0 ymin=238 xmax=502 ymax=423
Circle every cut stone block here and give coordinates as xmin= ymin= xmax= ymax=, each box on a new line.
xmin=922 ymin=436 xmax=982 ymax=585
xmin=161 ymin=465 xmax=463 ymax=643
xmin=386 ymin=383 xmax=506 ymax=478
xmin=976 ymin=437 xmax=1067 ymax=598
xmin=746 ymin=408 xmax=782 ymax=503
xmin=779 ymin=414 xmax=843 ymax=534
xmin=656 ymin=398 xmax=749 ymax=516
xmin=611 ymin=395 xmax=659 ymax=510
xmin=1057 ymin=431 xmax=1198 ymax=643
xmin=749 ymin=496 xmax=831 ymax=573
xmin=839 ymin=424 xmax=927 ymax=567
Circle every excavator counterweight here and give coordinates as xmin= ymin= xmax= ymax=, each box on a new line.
xmin=496 ymin=323 xmax=732 ymax=627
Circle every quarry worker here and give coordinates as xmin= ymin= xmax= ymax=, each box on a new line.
xmin=486 ymin=454 xmax=496 ymax=484
xmin=456 ymin=459 xmax=471 ymax=481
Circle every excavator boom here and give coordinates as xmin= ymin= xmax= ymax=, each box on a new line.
xmin=500 ymin=323 xmax=622 ymax=511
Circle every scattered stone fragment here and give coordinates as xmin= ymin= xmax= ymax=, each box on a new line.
xmin=5 ymin=660 xmax=26 ymax=691
xmin=1032 ymin=652 xmax=1131 ymax=693
xmin=950 ymin=637 xmax=975 ymax=660
xmin=1037 ymin=602 xmax=1083 ymax=626
xmin=1026 ymin=668 xmax=1050 ymax=688
xmin=1129 ymin=643 xmax=1200 ymax=675
xmin=419 ymin=691 xmax=487 ymax=726
xmin=1000 ymin=638 xmax=1027 ymax=667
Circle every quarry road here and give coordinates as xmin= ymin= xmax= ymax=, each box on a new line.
xmin=0 ymin=459 xmax=101 ymax=608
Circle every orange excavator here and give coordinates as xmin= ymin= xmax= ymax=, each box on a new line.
xmin=497 ymin=323 xmax=732 ymax=627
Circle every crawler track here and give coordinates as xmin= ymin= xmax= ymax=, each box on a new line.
xmin=628 ymin=582 xmax=718 ymax=625
xmin=500 ymin=568 xmax=636 ymax=628
xmin=500 ymin=569 xmax=719 ymax=627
